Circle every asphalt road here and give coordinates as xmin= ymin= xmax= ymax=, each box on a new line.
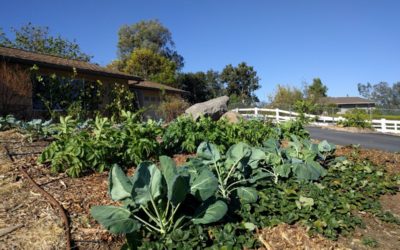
xmin=306 ymin=126 xmax=400 ymax=152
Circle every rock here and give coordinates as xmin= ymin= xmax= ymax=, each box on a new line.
xmin=220 ymin=111 xmax=242 ymax=123
xmin=185 ymin=96 xmax=229 ymax=120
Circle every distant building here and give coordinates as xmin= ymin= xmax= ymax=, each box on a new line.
xmin=320 ymin=97 xmax=375 ymax=114
xmin=0 ymin=46 xmax=186 ymax=119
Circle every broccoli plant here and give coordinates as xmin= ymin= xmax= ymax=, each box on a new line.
xmin=187 ymin=142 xmax=268 ymax=204
xmin=91 ymin=157 xmax=227 ymax=248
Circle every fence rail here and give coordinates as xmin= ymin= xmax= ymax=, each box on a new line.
xmin=232 ymin=108 xmax=400 ymax=134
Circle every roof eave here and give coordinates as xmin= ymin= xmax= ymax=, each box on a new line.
xmin=1 ymin=55 xmax=142 ymax=81
xmin=131 ymin=84 xmax=189 ymax=94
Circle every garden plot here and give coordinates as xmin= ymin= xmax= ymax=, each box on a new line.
xmin=0 ymin=115 xmax=399 ymax=249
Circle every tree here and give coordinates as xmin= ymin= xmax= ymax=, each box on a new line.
xmin=123 ymin=48 xmax=177 ymax=85
xmin=220 ymin=62 xmax=260 ymax=103
xmin=176 ymin=72 xmax=210 ymax=103
xmin=176 ymin=70 xmax=226 ymax=104
xmin=358 ymin=82 xmax=400 ymax=109
xmin=0 ymin=23 xmax=92 ymax=61
xmin=117 ymin=19 xmax=184 ymax=69
xmin=268 ymin=85 xmax=304 ymax=109
xmin=205 ymin=70 xmax=225 ymax=98
xmin=305 ymin=78 xmax=328 ymax=102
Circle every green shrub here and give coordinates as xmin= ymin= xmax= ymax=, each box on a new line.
xmin=338 ymin=109 xmax=372 ymax=128
xmin=161 ymin=116 xmax=281 ymax=154
xmin=38 ymin=112 xmax=162 ymax=177
xmin=106 ymin=83 xmax=137 ymax=120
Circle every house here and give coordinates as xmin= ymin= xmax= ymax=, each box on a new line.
xmin=320 ymin=97 xmax=375 ymax=114
xmin=0 ymin=46 xmax=186 ymax=119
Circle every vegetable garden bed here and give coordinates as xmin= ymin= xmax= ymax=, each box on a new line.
xmin=0 ymin=114 xmax=399 ymax=249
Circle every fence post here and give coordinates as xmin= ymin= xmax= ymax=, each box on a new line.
xmin=234 ymin=108 xmax=239 ymax=113
xmin=381 ymin=118 xmax=386 ymax=132
xmin=275 ymin=108 xmax=279 ymax=123
xmin=254 ymin=107 xmax=258 ymax=118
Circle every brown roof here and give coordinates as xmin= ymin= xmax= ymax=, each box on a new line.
xmin=0 ymin=46 xmax=141 ymax=80
xmin=129 ymin=80 xmax=188 ymax=94
xmin=320 ymin=97 xmax=375 ymax=105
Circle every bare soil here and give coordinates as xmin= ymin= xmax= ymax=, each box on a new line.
xmin=0 ymin=131 xmax=399 ymax=249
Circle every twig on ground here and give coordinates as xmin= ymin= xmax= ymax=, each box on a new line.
xmin=258 ymin=234 xmax=274 ymax=250
xmin=19 ymin=166 xmax=72 ymax=250
xmin=0 ymin=224 xmax=24 ymax=237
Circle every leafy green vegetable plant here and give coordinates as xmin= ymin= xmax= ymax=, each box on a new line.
xmin=188 ymin=142 xmax=266 ymax=204
xmin=91 ymin=157 xmax=227 ymax=248
xmin=260 ymin=136 xmax=335 ymax=183
xmin=39 ymin=113 xmax=162 ymax=177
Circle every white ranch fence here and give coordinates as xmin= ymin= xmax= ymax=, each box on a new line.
xmin=232 ymin=108 xmax=400 ymax=134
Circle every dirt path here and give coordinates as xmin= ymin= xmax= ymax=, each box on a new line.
xmin=0 ymin=131 xmax=123 ymax=249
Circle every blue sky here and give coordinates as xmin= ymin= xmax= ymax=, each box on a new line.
xmin=1 ymin=0 xmax=399 ymax=101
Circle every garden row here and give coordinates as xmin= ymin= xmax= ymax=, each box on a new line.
xmin=1 ymin=111 xmax=307 ymax=177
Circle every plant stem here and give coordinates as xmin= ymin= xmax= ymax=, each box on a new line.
xmin=166 ymin=203 xmax=181 ymax=232
xmin=226 ymin=179 xmax=249 ymax=191
xmin=163 ymin=200 xmax=170 ymax=220
xmin=140 ymin=205 xmax=162 ymax=228
xmin=133 ymin=215 xmax=161 ymax=233
xmin=223 ymin=160 xmax=240 ymax=185
xmin=149 ymin=195 xmax=165 ymax=233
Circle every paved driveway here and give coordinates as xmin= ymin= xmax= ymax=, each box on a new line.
xmin=306 ymin=126 xmax=400 ymax=152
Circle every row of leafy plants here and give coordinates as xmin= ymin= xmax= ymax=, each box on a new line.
xmin=0 ymin=114 xmax=55 ymax=141
xmin=37 ymin=113 xmax=309 ymax=177
xmin=91 ymin=137 xmax=400 ymax=249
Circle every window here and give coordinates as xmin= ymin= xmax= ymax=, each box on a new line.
xmin=32 ymin=74 xmax=98 ymax=111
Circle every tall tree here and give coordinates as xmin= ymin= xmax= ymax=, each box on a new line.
xmin=358 ymin=82 xmax=400 ymax=108
xmin=176 ymin=72 xmax=211 ymax=103
xmin=220 ymin=62 xmax=260 ymax=103
xmin=0 ymin=23 xmax=92 ymax=61
xmin=117 ymin=19 xmax=184 ymax=69
xmin=305 ymin=78 xmax=328 ymax=102
xmin=123 ymin=48 xmax=177 ymax=85
xmin=205 ymin=70 xmax=225 ymax=98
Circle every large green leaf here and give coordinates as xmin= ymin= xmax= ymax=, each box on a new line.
xmin=248 ymin=147 xmax=266 ymax=169
xmin=192 ymin=200 xmax=227 ymax=224
xmin=130 ymin=161 xmax=163 ymax=205
xmin=190 ymin=168 xmax=218 ymax=201
xmin=292 ymin=161 xmax=327 ymax=181
xmin=160 ymin=156 xmax=190 ymax=205
xmin=225 ymin=142 xmax=252 ymax=170
xmin=318 ymin=140 xmax=336 ymax=153
xmin=108 ymin=164 xmax=133 ymax=201
xmin=236 ymin=187 xmax=258 ymax=204
xmin=196 ymin=142 xmax=221 ymax=164
xmin=274 ymin=164 xmax=292 ymax=178
xmin=90 ymin=205 xmax=140 ymax=234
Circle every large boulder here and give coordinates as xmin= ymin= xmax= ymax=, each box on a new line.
xmin=185 ymin=96 xmax=229 ymax=120
xmin=220 ymin=111 xmax=243 ymax=124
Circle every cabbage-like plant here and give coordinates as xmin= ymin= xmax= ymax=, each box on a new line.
xmin=260 ymin=136 xmax=335 ymax=182
xmin=188 ymin=142 xmax=266 ymax=204
xmin=91 ymin=157 xmax=227 ymax=247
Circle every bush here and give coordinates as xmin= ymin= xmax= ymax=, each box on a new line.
xmin=338 ymin=109 xmax=372 ymax=128
xmin=161 ymin=116 xmax=281 ymax=154
xmin=38 ymin=111 xmax=162 ymax=177
xmin=157 ymin=96 xmax=190 ymax=122
xmin=106 ymin=83 xmax=137 ymax=120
